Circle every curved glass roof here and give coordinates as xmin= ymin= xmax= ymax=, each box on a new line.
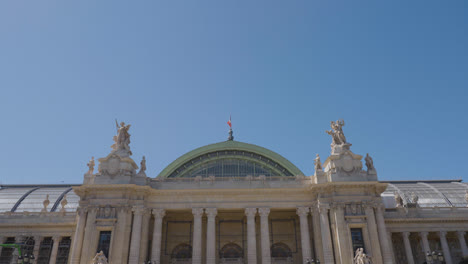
xmin=0 ymin=185 xmax=80 ymax=213
xmin=381 ymin=180 xmax=468 ymax=208
xmin=158 ymin=140 xmax=304 ymax=178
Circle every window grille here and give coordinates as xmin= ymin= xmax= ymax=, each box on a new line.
xmin=0 ymin=237 xmax=15 ymax=264
xmin=55 ymin=237 xmax=71 ymax=264
xmin=351 ymin=228 xmax=365 ymax=254
xmin=37 ymin=237 xmax=53 ymax=264
xmin=97 ymin=231 xmax=111 ymax=258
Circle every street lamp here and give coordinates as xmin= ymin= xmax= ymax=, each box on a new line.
xmin=426 ymin=251 xmax=444 ymax=264
xmin=17 ymin=253 xmax=35 ymax=264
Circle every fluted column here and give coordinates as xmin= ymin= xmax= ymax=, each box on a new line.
xmin=375 ymin=204 xmax=393 ymax=264
xmin=129 ymin=206 xmax=145 ymax=263
xmin=297 ymin=207 xmax=312 ymax=262
xmin=192 ymin=208 xmax=204 ymax=264
xmin=311 ymin=206 xmax=323 ymax=262
xmin=333 ymin=203 xmax=353 ymax=264
xmin=439 ymin=231 xmax=453 ymax=264
xmin=420 ymin=232 xmax=431 ymax=256
xmin=151 ymin=209 xmax=166 ymax=263
xmin=80 ymin=207 xmax=97 ymax=264
xmin=364 ymin=204 xmax=383 ymax=264
xmin=402 ymin=232 xmax=415 ymax=264
xmin=33 ymin=236 xmax=43 ymax=264
xmin=245 ymin=208 xmax=257 ymax=264
xmin=318 ymin=203 xmax=335 ymax=264
xmin=457 ymin=231 xmax=468 ymax=258
xmin=49 ymin=235 xmax=61 ymax=264
xmin=70 ymin=208 xmax=87 ymax=264
xmin=139 ymin=210 xmax=151 ymax=264
xmin=259 ymin=208 xmax=271 ymax=264
xmin=206 ymin=208 xmax=217 ymax=264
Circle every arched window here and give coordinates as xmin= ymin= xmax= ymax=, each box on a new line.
xmin=271 ymin=242 xmax=292 ymax=258
xmin=171 ymin=243 xmax=192 ymax=259
xmin=219 ymin=243 xmax=243 ymax=259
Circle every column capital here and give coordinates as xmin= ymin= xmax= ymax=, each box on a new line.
xmin=132 ymin=205 xmax=146 ymax=215
xmin=117 ymin=206 xmax=131 ymax=214
xmin=258 ymin=208 xmax=270 ymax=217
xmin=402 ymin=231 xmax=411 ymax=238
xmin=245 ymin=208 xmax=257 ymax=217
xmin=439 ymin=230 xmax=447 ymax=237
xmin=205 ymin=208 xmax=217 ymax=218
xmin=192 ymin=208 xmax=204 ymax=217
xmin=296 ymin=207 xmax=310 ymax=216
xmin=152 ymin=208 xmax=166 ymax=218
xmin=52 ymin=235 xmax=61 ymax=242
xmin=77 ymin=207 xmax=87 ymax=217
xmin=318 ymin=202 xmax=330 ymax=214
xmin=420 ymin=231 xmax=429 ymax=238
xmin=457 ymin=231 xmax=466 ymax=237
xmin=331 ymin=202 xmax=345 ymax=210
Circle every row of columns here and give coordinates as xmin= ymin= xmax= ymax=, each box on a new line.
xmin=400 ymin=230 xmax=468 ymax=264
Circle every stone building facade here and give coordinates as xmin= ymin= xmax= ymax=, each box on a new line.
xmin=0 ymin=121 xmax=467 ymax=264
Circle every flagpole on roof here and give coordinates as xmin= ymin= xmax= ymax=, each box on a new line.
xmin=227 ymin=115 xmax=234 ymax=141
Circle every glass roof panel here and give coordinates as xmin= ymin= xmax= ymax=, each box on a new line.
xmin=0 ymin=187 xmax=35 ymax=212
xmin=16 ymin=187 xmax=65 ymax=212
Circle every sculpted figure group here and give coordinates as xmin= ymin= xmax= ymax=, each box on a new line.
xmin=354 ymin=248 xmax=372 ymax=264
xmin=326 ymin=119 xmax=347 ymax=145
xmin=91 ymin=251 xmax=108 ymax=264
xmin=112 ymin=120 xmax=132 ymax=155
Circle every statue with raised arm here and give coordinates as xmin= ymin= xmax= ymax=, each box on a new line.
xmin=112 ymin=120 xmax=132 ymax=155
xmin=326 ymin=119 xmax=347 ymax=145
xmin=365 ymin=153 xmax=374 ymax=171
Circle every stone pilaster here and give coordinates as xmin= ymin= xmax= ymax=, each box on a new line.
xmin=49 ymin=235 xmax=61 ymax=264
xmin=402 ymin=232 xmax=415 ymax=264
xmin=364 ymin=203 xmax=383 ymax=264
xmin=33 ymin=236 xmax=43 ymax=264
xmin=70 ymin=207 xmax=87 ymax=264
xmin=420 ymin=232 xmax=431 ymax=256
xmin=109 ymin=207 xmax=131 ymax=264
xmin=297 ymin=207 xmax=312 ymax=262
xmin=139 ymin=210 xmax=151 ymax=264
xmin=80 ymin=207 xmax=97 ymax=264
xmin=128 ymin=206 xmax=145 ymax=263
xmin=311 ymin=206 xmax=324 ymax=262
xmin=375 ymin=204 xmax=393 ymax=264
xmin=192 ymin=208 xmax=204 ymax=264
xmin=258 ymin=208 xmax=271 ymax=264
xmin=457 ymin=231 xmax=468 ymax=258
xmin=151 ymin=209 xmax=166 ymax=263
xmin=245 ymin=208 xmax=257 ymax=264
xmin=333 ymin=203 xmax=352 ymax=264
xmin=439 ymin=231 xmax=453 ymax=264
xmin=205 ymin=208 xmax=217 ymax=264
xmin=318 ymin=203 xmax=335 ymax=264
xmin=387 ymin=232 xmax=396 ymax=264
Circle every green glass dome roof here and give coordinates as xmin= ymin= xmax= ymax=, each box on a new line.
xmin=157 ymin=140 xmax=304 ymax=178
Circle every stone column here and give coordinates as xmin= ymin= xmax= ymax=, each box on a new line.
xmin=311 ymin=206 xmax=324 ymax=262
xmin=151 ymin=209 xmax=166 ymax=263
xmin=192 ymin=208 xmax=204 ymax=264
xmin=364 ymin=204 xmax=383 ymax=264
xmin=139 ymin=211 xmax=151 ymax=264
xmin=49 ymin=235 xmax=61 ymax=264
xmin=109 ymin=207 xmax=131 ymax=264
xmin=245 ymin=208 xmax=257 ymax=264
xmin=70 ymin=208 xmax=87 ymax=264
xmin=375 ymin=204 xmax=394 ymax=264
xmin=297 ymin=207 xmax=312 ymax=262
xmin=420 ymin=232 xmax=431 ymax=256
xmin=32 ymin=236 xmax=43 ymax=264
xmin=318 ymin=203 xmax=335 ymax=264
xmin=259 ymin=208 xmax=271 ymax=264
xmin=206 ymin=208 xmax=217 ymax=264
xmin=129 ymin=206 xmax=145 ymax=263
xmin=80 ymin=207 xmax=97 ymax=264
xmin=402 ymin=232 xmax=415 ymax=264
xmin=387 ymin=232 xmax=396 ymax=264
xmin=439 ymin=231 xmax=453 ymax=264
xmin=333 ymin=203 xmax=353 ymax=264
xmin=457 ymin=231 xmax=468 ymax=258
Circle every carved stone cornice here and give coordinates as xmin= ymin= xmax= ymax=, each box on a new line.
xmin=205 ymin=208 xmax=217 ymax=218
xmin=245 ymin=208 xmax=257 ymax=217
xmin=192 ymin=208 xmax=204 ymax=218
xmin=152 ymin=208 xmax=166 ymax=219
xmin=258 ymin=208 xmax=270 ymax=217
xmin=296 ymin=207 xmax=310 ymax=216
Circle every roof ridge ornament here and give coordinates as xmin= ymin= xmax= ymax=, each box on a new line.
xmin=227 ymin=115 xmax=234 ymax=141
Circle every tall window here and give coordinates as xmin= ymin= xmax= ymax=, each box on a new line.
xmin=56 ymin=237 xmax=71 ymax=264
xmin=0 ymin=237 xmax=15 ymax=264
xmin=37 ymin=237 xmax=53 ymax=264
xmin=97 ymin=231 xmax=112 ymax=258
xmin=351 ymin=228 xmax=365 ymax=254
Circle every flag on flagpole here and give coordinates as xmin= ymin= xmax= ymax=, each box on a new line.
xmin=227 ymin=115 xmax=232 ymax=128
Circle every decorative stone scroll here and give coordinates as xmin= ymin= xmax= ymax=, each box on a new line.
xmin=345 ymin=203 xmax=364 ymax=216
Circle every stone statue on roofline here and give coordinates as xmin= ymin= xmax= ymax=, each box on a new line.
xmin=394 ymin=192 xmax=404 ymax=208
xmin=87 ymin=157 xmax=95 ymax=174
xmin=111 ymin=120 xmax=132 ymax=156
xmin=314 ymin=154 xmax=322 ymax=171
xmin=326 ymin=119 xmax=347 ymax=145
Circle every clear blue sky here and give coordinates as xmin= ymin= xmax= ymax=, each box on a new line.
xmin=0 ymin=0 xmax=467 ymax=184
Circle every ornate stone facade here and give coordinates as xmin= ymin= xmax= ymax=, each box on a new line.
xmin=0 ymin=121 xmax=467 ymax=264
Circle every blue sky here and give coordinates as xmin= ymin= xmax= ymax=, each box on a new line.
xmin=0 ymin=0 xmax=467 ymax=184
